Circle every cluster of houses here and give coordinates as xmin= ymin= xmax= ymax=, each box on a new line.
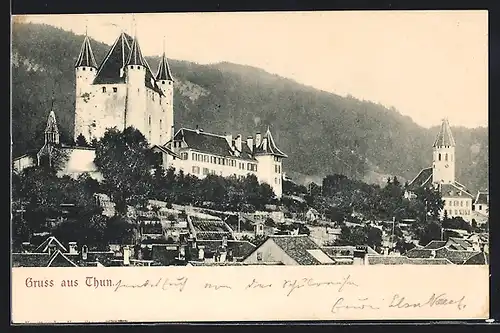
xmin=13 ymin=199 xmax=488 ymax=267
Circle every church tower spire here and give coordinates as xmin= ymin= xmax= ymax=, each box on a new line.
xmin=45 ymin=102 xmax=60 ymax=145
xmin=75 ymin=29 xmax=97 ymax=69
xmin=432 ymin=118 xmax=456 ymax=185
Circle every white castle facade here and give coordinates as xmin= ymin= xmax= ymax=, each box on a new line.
xmin=13 ymin=29 xmax=287 ymax=198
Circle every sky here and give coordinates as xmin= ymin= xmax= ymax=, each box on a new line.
xmin=17 ymin=11 xmax=488 ymax=128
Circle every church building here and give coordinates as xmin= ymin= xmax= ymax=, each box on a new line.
xmin=13 ymin=26 xmax=287 ymax=198
xmin=405 ymin=118 xmax=474 ymax=223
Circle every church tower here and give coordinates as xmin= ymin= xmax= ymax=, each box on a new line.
xmin=74 ymin=31 xmax=97 ymax=142
xmin=155 ymin=40 xmax=175 ymax=144
xmin=37 ymin=109 xmax=60 ymax=168
xmin=432 ymin=118 xmax=456 ymax=185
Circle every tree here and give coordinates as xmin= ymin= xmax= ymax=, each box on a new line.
xmin=413 ymin=186 xmax=444 ymax=219
xmin=418 ymin=222 xmax=442 ymax=246
xmin=75 ymin=133 xmax=89 ymax=147
xmin=94 ymin=127 xmax=155 ymax=214
xmin=442 ymin=216 xmax=472 ymax=233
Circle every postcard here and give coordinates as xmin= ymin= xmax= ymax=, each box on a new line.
xmin=11 ymin=10 xmax=489 ymax=323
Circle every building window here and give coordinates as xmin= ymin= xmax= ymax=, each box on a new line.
xmin=159 ymin=120 xmax=162 ymax=130
xmin=192 ymin=153 xmax=195 ymax=160
xmin=275 ymin=178 xmax=278 ymax=184
xmin=438 ymin=153 xmax=441 ymax=161
xmin=192 ymin=166 xmax=200 ymax=174
xmin=113 ymin=87 xmax=117 ymax=93
xmin=455 ymin=210 xmax=458 ymax=215
xmin=445 ymin=153 xmax=448 ymax=161
xmin=181 ymin=152 xmax=188 ymax=160
xmin=102 ymin=87 xmax=106 ymax=93
xmin=203 ymin=168 xmax=209 ymax=175
xmin=148 ymin=116 xmax=151 ymax=125
xmin=256 ymin=252 xmax=262 ymax=261
xmin=466 ymin=201 xmax=469 ymax=207
xmin=460 ymin=201 xmax=463 ymax=207
xmin=479 ymin=205 xmax=482 ymax=211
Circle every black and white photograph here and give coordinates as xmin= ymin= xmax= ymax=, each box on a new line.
xmin=11 ymin=12 xmax=488 ymax=269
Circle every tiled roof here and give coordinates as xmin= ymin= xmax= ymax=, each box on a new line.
xmin=156 ymin=52 xmax=174 ymax=81
xmin=440 ymin=183 xmax=474 ymax=199
xmin=197 ymin=240 xmax=256 ymax=259
xmin=269 ymin=235 xmax=331 ymax=265
xmin=172 ymin=127 xmax=286 ymax=160
xmin=321 ymin=245 xmax=379 ymax=257
xmin=92 ymin=32 xmax=163 ymax=95
xmin=175 ymin=128 xmax=236 ymax=158
xmin=93 ymin=32 xmax=132 ymax=85
xmin=12 ymin=253 xmax=51 ymax=267
xmin=446 ymin=237 xmax=473 ymax=251
xmin=366 ymin=255 xmax=451 ymax=265
xmin=463 ymin=252 xmax=488 ymax=265
xmin=475 ymin=191 xmax=489 ymax=205
xmin=126 ymin=37 xmax=146 ymax=66
xmin=254 ymin=127 xmax=288 ymax=158
xmin=75 ymin=35 xmax=97 ymax=68
xmin=406 ymin=247 xmax=480 ymax=264
xmin=47 ymin=250 xmax=79 ymax=267
xmin=433 ymin=118 xmax=456 ymax=147
xmin=407 ymin=167 xmax=433 ymax=191
xmin=34 ymin=236 xmax=67 ymax=253
xmin=423 ymin=240 xmax=447 ymax=250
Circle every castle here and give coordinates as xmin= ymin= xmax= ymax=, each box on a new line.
xmin=405 ymin=118 xmax=476 ymax=222
xmin=74 ymin=31 xmax=174 ymax=146
xmin=13 ymin=28 xmax=287 ymax=198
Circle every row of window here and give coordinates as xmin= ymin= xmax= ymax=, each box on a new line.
xmin=445 ymin=200 xmax=469 ymax=207
xmin=274 ymin=177 xmax=281 ymax=185
xmin=188 ymin=152 xmax=258 ymax=171
xmin=437 ymin=153 xmax=453 ymax=162
xmin=190 ymin=166 xmax=258 ymax=180
xmin=274 ymin=164 xmax=281 ymax=174
xmin=447 ymin=209 xmax=471 ymax=216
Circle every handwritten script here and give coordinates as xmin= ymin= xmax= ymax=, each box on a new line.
xmin=106 ymin=275 xmax=467 ymax=316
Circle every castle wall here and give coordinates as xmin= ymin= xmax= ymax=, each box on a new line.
xmin=125 ymin=65 xmax=147 ymax=139
xmin=91 ymin=83 xmax=127 ymax=140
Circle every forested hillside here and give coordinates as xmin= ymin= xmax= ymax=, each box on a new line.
xmin=11 ymin=22 xmax=488 ymax=192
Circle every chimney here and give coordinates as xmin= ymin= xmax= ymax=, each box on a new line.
xmin=81 ymin=245 xmax=88 ymax=260
xmin=123 ymin=246 xmax=131 ymax=266
xmin=198 ymin=246 xmax=205 ymax=260
xmin=68 ymin=242 xmax=78 ymax=255
xmin=225 ymin=133 xmax=233 ymax=147
xmin=48 ymin=243 xmax=56 ymax=256
xmin=235 ymin=135 xmax=242 ymax=151
xmin=262 ymin=137 xmax=268 ymax=150
xmin=247 ymin=136 xmax=254 ymax=152
xmin=21 ymin=242 xmax=31 ymax=253
xmin=220 ymin=249 xmax=227 ymax=263
xmin=255 ymin=132 xmax=262 ymax=147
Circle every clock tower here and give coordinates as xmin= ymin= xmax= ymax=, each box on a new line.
xmin=432 ymin=118 xmax=456 ymax=185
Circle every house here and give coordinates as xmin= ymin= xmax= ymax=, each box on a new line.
xmin=321 ymin=245 xmax=379 ymax=265
xmin=155 ymin=126 xmax=288 ymax=198
xmin=405 ymin=118 xmax=474 ymax=222
xmin=242 ymin=235 xmax=335 ymax=265
xmin=405 ymin=244 xmax=487 ymax=265
xmin=473 ymin=191 xmax=489 ymax=216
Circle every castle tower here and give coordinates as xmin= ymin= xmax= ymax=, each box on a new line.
xmin=74 ymin=32 xmax=97 ymax=142
xmin=432 ymin=118 xmax=456 ymax=185
xmin=156 ymin=39 xmax=175 ymax=144
xmin=124 ymin=35 xmax=147 ymax=140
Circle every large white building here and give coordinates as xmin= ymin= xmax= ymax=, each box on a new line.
xmin=13 ymin=27 xmax=288 ymax=198
xmin=406 ymin=118 xmax=475 ymax=222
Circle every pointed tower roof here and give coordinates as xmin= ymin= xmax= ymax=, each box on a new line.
xmin=156 ymin=52 xmax=174 ymax=81
xmin=255 ymin=127 xmax=288 ymax=158
xmin=93 ymin=32 xmax=134 ymax=85
xmin=45 ymin=110 xmax=59 ymax=134
xmin=126 ymin=36 xmax=146 ymax=66
xmin=433 ymin=118 xmax=456 ymax=147
xmin=75 ymin=35 xmax=98 ymax=68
